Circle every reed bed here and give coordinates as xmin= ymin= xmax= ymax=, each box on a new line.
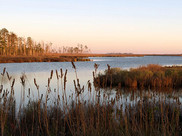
xmin=0 ymin=64 xmax=181 ymax=136
xmin=95 ymin=64 xmax=182 ymax=89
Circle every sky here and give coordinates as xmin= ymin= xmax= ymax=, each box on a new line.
xmin=0 ymin=0 xmax=182 ymax=54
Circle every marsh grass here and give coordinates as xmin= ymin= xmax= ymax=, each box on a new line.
xmin=0 ymin=64 xmax=181 ymax=136
xmin=96 ymin=64 xmax=182 ymax=89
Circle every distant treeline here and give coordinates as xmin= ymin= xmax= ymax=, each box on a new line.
xmin=95 ymin=64 xmax=182 ymax=89
xmin=0 ymin=28 xmax=90 ymax=56
xmin=58 ymin=44 xmax=90 ymax=54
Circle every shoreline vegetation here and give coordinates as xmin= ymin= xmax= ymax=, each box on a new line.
xmin=0 ymin=55 xmax=91 ymax=63
xmin=0 ymin=28 xmax=91 ymax=63
xmin=1 ymin=28 xmax=182 ymax=63
xmin=0 ymin=63 xmax=181 ymax=135
xmin=1 ymin=53 xmax=182 ymax=63
xmin=95 ymin=64 xmax=182 ymax=89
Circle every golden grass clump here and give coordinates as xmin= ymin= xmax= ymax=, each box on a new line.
xmin=96 ymin=64 xmax=182 ymax=89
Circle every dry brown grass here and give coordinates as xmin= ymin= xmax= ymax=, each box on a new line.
xmin=0 ymin=63 xmax=181 ymax=135
xmin=0 ymin=55 xmax=90 ymax=63
xmin=1 ymin=53 xmax=182 ymax=63
xmin=96 ymin=64 xmax=182 ymax=89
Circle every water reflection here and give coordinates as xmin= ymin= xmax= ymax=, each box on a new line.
xmin=0 ymin=56 xmax=182 ymax=108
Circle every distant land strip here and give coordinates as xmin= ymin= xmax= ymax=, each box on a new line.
xmin=0 ymin=53 xmax=182 ymax=63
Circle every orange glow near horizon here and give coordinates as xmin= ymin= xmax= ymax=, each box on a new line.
xmin=1 ymin=0 xmax=182 ymax=54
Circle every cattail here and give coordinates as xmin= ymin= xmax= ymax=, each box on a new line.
xmin=56 ymin=70 xmax=59 ymax=80
xmin=0 ymin=85 xmax=3 ymax=93
xmin=20 ymin=75 xmax=25 ymax=86
xmin=34 ymin=78 xmax=37 ymax=86
xmin=41 ymin=94 xmax=43 ymax=100
xmin=71 ymin=61 xmax=76 ymax=69
xmin=6 ymin=72 xmax=12 ymax=81
xmin=88 ymin=80 xmax=92 ymax=92
xmin=73 ymin=80 xmax=78 ymax=93
xmin=64 ymin=69 xmax=68 ymax=91
xmin=48 ymin=78 xmax=50 ymax=87
xmin=11 ymin=79 xmax=15 ymax=88
xmin=50 ymin=70 xmax=53 ymax=79
xmin=46 ymin=95 xmax=50 ymax=102
xmin=107 ymin=64 xmax=111 ymax=74
xmin=94 ymin=63 xmax=99 ymax=73
xmin=60 ymin=68 xmax=63 ymax=78
xmin=28 ymin=88 xmax=30 ymax=96
xmin=1 ymin=67 xmax=6 ymax=76
xmin=93 ymin=71 xmax=95 ymax=79
xmin=58 ymin=95 xmax=60 ymax=101
xmin=77 ymin=79 xmax=80 ymax=87
xmin=2 ymin=92 xmax=4 ymax=98
xmin=81 ymin=86 xmax=84 ymax=92
xmin=34 ymin=78 xmax=39 ymax=90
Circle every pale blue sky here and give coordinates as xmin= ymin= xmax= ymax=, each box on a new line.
xmin=0 ymin=0 xmax=182 ymax=53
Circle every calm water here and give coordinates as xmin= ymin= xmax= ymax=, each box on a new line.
xmin=0 ymin=56 xmax=182 ymax=106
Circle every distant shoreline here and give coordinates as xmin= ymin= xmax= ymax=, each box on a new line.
xmin=0 ymin=55 xmax=91 ymax=63
xmin=0 ymin=53 xmax=181 ymax=63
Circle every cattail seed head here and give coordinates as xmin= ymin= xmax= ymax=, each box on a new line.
xmin=2 ymin=67 xmax=6 ymax=76
xmin=56 ymin=70 xmax=59 ymax=80
xmin=11 ymin=79 xmax=15 ymax=88
xmin=60 ymin=68 xmax=63 ymax=78
xmin=50 ymin=70 xmax=53 ymax=79
xmin=71 ymin=61 xmax=76 ymax=69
